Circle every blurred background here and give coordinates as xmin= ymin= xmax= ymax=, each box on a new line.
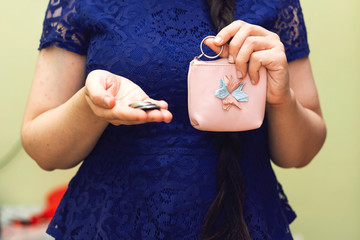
xmin=0 ymin=0 xmax=359 ymax=239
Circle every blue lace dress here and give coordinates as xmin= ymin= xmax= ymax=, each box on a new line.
xmin=39 ymin=0 xmax=310 ymax=239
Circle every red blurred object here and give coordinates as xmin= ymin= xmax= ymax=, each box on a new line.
xmin=12 ymin=185 xmax=67 ymax=225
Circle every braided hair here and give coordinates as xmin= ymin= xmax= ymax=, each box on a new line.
xmin=201 ymin=1 xmax=252 ymax=239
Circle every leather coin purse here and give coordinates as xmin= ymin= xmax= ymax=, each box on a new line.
xmin=187 ymin=36 xmax=267 ymax=132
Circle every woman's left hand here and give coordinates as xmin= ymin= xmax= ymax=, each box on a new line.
xmin=204 ymin=20 xmax=327 ymax=168
xmin=204 ymin=20 xmax=290 ymax=106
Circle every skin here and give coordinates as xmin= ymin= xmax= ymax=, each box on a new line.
xmin=21 ymin=20 xmax=326 ymax=171
xmin=21 ymin=48 xmax=172 ymax=170
xmin=205 ymin=21 xmax=326 ymax=167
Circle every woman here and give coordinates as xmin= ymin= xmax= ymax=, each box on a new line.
xmin=21 ymin=0 xmax=326 ymax=239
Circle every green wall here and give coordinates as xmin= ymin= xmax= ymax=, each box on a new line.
xmin=0 ymin=0 xmax=79 ymax=203
xmin=274 ymin=0 xmax=360 ymax=239
xmin=1 ymin=0 xmax=359 ymax=239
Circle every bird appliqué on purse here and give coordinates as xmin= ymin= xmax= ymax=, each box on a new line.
xmin=214 ymin=75 xmax=248 ymax=110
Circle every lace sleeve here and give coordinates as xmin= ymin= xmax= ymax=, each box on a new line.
xmin=39 ymin=0 xmax=88 ymax=55
xmin=271 ymin=0 xmax=310 ymax=62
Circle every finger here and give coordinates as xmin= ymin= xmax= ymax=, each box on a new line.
xmin=113 ymin=103 xmax=172 ymax=124
xmin=87 ymin=101 xmax=146 ymax=124
xmin=215 ymin=21 xmax=270 ymax=68
xmin=203 ymin=38 xmax=229 ymax=58
xmin=104 ymin=75 xmax=121 ymax=106
xmin=150 ymin=111 xmax=173 ymax=123
xmin=248 ymin=47 xmax=287 ymax=86
xmin=145 ymin=108 xmax=164 ymax=122
xmin=145 ymin=99 xmax=169 ymax=110
xmin=215 ymin=21 xmax=268 ymax=46
xmin=227 ymin=28 xmax=254 ymax=77
xmin=137 ymin=99 xmax=172 ymax=123
xmin=112 ymin=104 xmax=149 ymax=122
xmin=160 ymin=109 xmax=173 ymax=123
xmin=213 ymin=20 xmax=246 ymax=46
xmin=247 ymin=50 xmax=266 ymax=85
xmin=235 ymin=36 xmax=275 ymax=79
xmin=228 ymin=24 xmax=266 ymax=59
xmin=85 ymin=71 xmax=118 ymax=108
xmin=112 ymin=110 xmax=173 ymax=126
xmin=90 ymin=100 xmax=173 ymax=125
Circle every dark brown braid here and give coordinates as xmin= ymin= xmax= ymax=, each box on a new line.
xmin=206 ymin=0 xmax=236 ymax=32
xmin=201 ymin=1 xmax=252 ymax=239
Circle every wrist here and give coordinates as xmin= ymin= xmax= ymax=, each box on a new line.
xmin=266 ymin=88 xmax=296 ymax=111
xmin=78 ymin=87 xmax=109 ymax=127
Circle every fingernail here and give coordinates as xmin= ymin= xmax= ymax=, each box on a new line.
xmin=214 ymin=36 xmax=222 ymax=44
xmin=251 ymin=79 xmax=256 ymax=85
xmin=104 ymin=97 xmax=111 ymax=107
xmin=228 ymin=55 xmax=234 ymax=63
xmin=237 ymin=71 xmax=243 ymax=79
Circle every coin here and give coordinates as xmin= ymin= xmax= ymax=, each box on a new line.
xmin=129 ymin=102 xmax=160 ymax=111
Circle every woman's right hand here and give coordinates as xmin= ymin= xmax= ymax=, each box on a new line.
xmin=84 ymin=70 xmax=173 ymax=126
xmin=22 ymin=47 xmax=172 ymax=170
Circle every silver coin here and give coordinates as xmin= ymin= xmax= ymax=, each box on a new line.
xmin=129 ymin=102 xmax=160 ymax=111
xmin=129 ymin=102 xmax=153 ymax=108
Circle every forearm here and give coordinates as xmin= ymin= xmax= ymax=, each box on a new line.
xmin=21 ymin=87 xmax=108 ymax=170
xmin=208 ymin=22 xmax=326 ymax=167
xmin=266 ymin=89 xmax=326 ymax=168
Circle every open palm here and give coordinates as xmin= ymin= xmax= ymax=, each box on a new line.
xmin=85 ymin=70 xmax=172 ymax=125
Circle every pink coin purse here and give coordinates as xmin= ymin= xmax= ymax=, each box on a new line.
xmin=187 ymin=36 xmax=267 ymax=132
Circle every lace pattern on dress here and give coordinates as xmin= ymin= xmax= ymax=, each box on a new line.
xmin=271 ymin=0 xmax=310 ymax=61
xmin=39 ymin=0 xmax=88 ymax=54
xmin=38 ymin=0 xmax=310 ymax=239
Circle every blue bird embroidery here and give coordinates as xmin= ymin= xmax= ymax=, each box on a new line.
xmin=214 ymin=75 xmax=248 ymax=110
xmin=214 ymin=78 xmax=230 ymax=99
xmin=232 ymin=83 xmax=248 ymax=102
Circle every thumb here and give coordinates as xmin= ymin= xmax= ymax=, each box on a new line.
xmin=203 ymin=37 xmax=229 ymax=58
xmin=85 ymin=70 xmax=118 ymax=109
